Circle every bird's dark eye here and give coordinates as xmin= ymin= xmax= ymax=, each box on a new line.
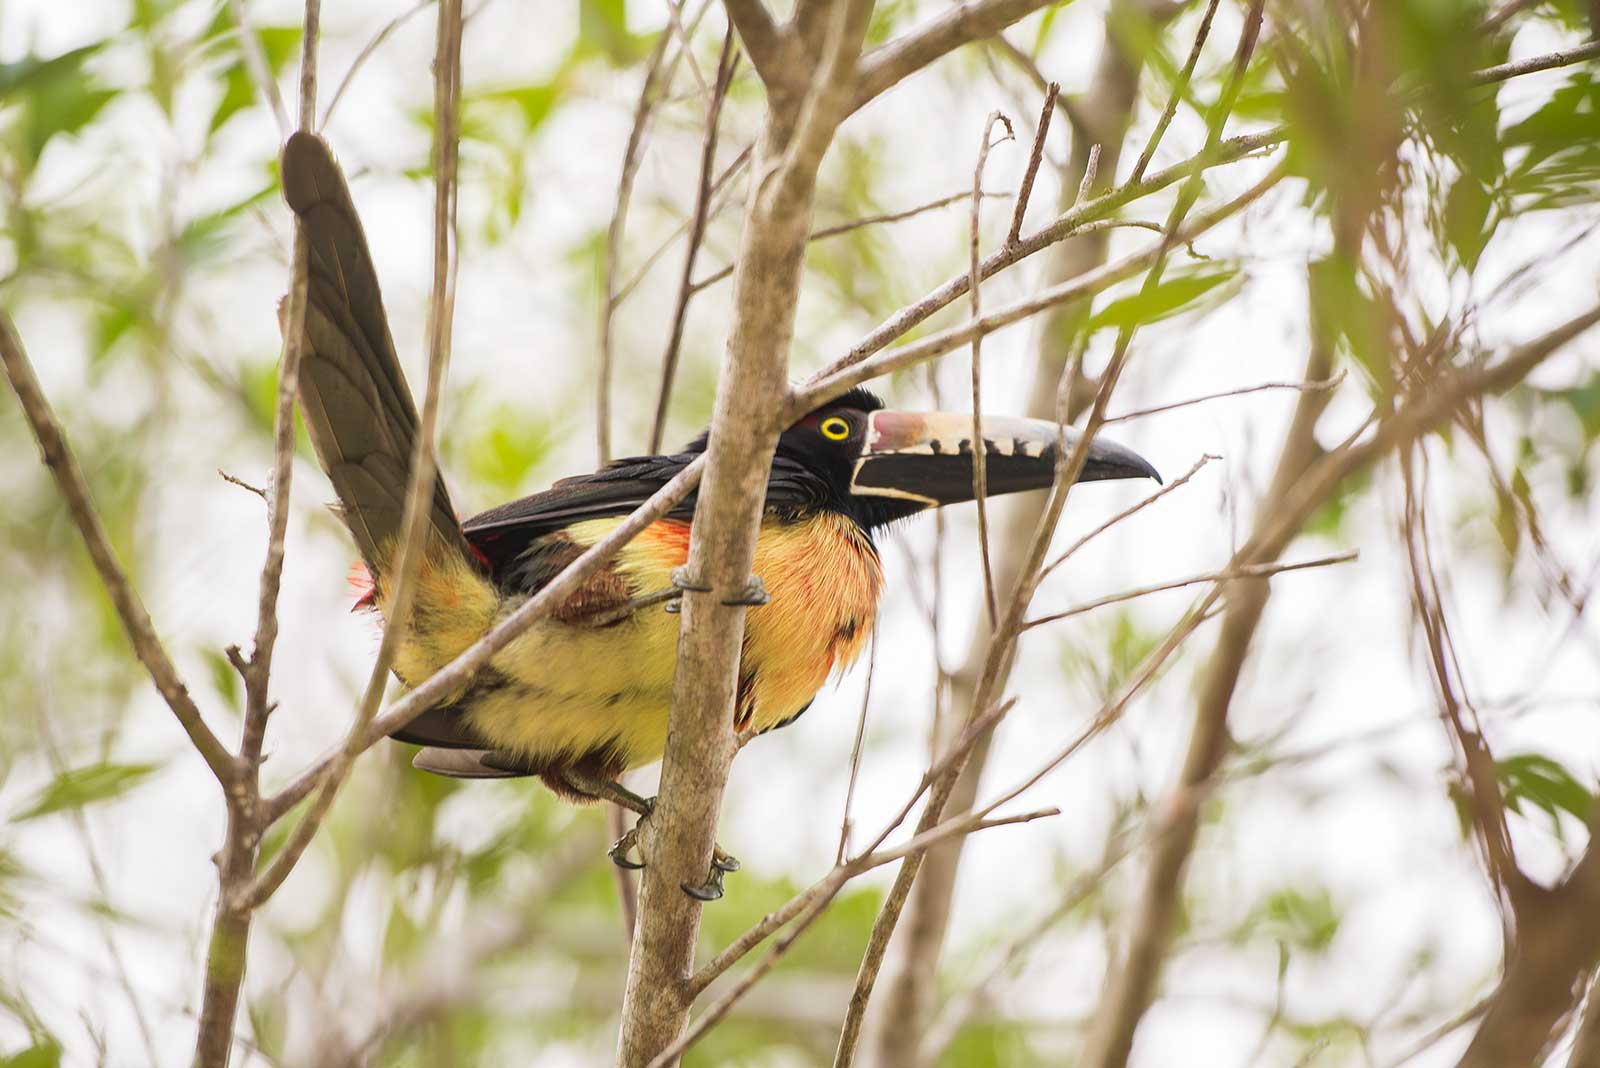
xmin=820 ymin=416 xmax=851 ymax=441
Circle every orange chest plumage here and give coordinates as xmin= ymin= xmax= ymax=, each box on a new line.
xmin=630 ymin=510 xmax=884 ymax=733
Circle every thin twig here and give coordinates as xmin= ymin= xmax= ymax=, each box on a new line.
xmin=1127 ymin=0 xmax=1221 ymax=184
xmin=1470 ymin=40 xmax=1600 ymax=86
xmin=217 ymin=468 xmax=269 ymax=504
xmin=836 ymin=630 xmax=878 ymax=865
xmin=969 ymin=109 xmax=1013 ymax=628
xmin=0 ymin=315 xmax=236 ymax=782
xmin=599 ymin=14 xmax=685 ymax=463
xmin=814 ymin=189 xmax=1012 ymax=241
xmin=227 ymin=0 xmax=292 ymax=136
xmin=239 ymin=0 xmax=461 ymax=910
xmin=1039 ymin=454 xmax=1217 ymax=582
xmin=692 ymin=187 xmax=1013 ymax=294
xmin=1024 ymin=551 xmax=1359 ymax=630
xmin=650 ymin=28 xmax=738 ymax=453
xmin=1104 ymin=372 xmax=1345 ymax=424
xmin=320 ymin=0 xmax=433 ymax=128
xmin=1007 ymin=82 xmax=1058 ymax=245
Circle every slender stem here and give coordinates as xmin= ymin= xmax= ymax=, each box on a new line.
xmin=650 ymin=29 xmax=738 ymax=453
xmin=0 ymin=314 xmax=237 ymax=784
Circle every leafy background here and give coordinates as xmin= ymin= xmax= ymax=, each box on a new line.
xmin=2 ymin=0 xmax=1599 ymax=1065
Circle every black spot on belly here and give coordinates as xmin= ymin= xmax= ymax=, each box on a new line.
xmin=835 ymin=617 xmax=859 ymax=643
xmin=760 ymin=698 xmax=815 ymax=735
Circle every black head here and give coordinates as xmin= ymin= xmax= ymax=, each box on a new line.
xmin=772 ymin=388 xmax=1161 ymax=532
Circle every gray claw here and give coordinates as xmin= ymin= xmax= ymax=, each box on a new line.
xmin=609 ymin=829 xmax=645 ymax=870
xmin=670 ymin=566 xmax=712 ymax=593
xmin=681 ymin=868 xmax=727 ymax=901
xmin=722 ymin=574 xmax=769 ymax=607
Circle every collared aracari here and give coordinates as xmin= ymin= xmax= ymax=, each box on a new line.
xmin=281 ymin=132 xmax=1158 ymax=896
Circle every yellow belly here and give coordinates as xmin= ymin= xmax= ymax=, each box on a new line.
xmin=391 ymin=511 xmax=883 ymax=772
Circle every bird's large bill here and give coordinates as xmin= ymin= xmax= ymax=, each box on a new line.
xmin=849 ymin=410 xmax=1161 ymax=506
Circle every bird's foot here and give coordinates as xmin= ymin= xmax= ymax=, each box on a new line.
xmin=721 ymin=574 xmax=769 ymax=607
xmin=669 ymin=566 xmax=712 ymax=593
xmin=609 ymin=823 xmax=647 ymax=870
xmin=682 ymin=849 xmax=741 ymax=901
xmin=665 ymin=567 xmax=768 ymax=610
xmin=599 ymin=797 xmax=742 ymax=901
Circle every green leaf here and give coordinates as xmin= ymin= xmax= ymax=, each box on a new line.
xmin=1497 ymin=753 xmax=1594 ymax=837
xmin=0 ymin=44 xmax=116 ymax=167
xmin=1309 ymin=254 xmax=1390 ymax=394
xmin=206 ymin=26 xmax=301 ymax=137
xmin=577 ymin=0 xmax=644 ymax=65
xmin=1 ymin=1041 xmax=62 ymax=1068
xmin=1443 ymin=174 xmax=1493 ymax=270
xmin=204 ymin=647 xmax=242 ymax=713
xmin=1244 ymin=886 xmax=1342 ymax=954
xmin=13 ymin=762 xmax=161 ymax=821
xmin=1086 ymin=266 xmax=1237 ymax=332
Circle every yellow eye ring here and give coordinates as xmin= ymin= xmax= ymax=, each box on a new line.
xmin=820 ymin=416 xmax=851 ymax=441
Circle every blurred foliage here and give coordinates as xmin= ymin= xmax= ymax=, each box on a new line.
xmin=1 ymin=0 xmax=1599 ymax=1065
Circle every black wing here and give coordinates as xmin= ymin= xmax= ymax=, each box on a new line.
xmin=462 ymin=449 xmax=829 ymax=578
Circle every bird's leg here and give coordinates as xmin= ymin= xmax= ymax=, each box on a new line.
xmin=550 ymin=770 xmax=654 ymax=869
xmin=557 ymin=767 xmax=742 ymax=897
xmin=666 ymin=566 xmax=768 ymax=611
xmin=556 ymin=769 xmax=653 ymax=816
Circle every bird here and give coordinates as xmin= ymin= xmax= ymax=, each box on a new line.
xmin=280 ymin=131 xmax=1158 ymax=897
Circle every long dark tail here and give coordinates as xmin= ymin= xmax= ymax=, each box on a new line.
xmin=280 ymin=131 xmax=471 ymax=578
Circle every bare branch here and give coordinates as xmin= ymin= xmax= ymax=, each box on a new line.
xmin=1470 ymin=39 xmax=1600 ymax=86
xmin=722 ymin=0 xmax=788 ymax=88
xmin=617 ymin=5 xmax=877 ymax=1063
xmin=1127 ymin=0 xmax=1221 ymax=183
xmin=1007 ymin=83 xmax=1058 ymax=245
xmin=217 ymin=468 xmax=269 ymax=503
xmin=320 ymin=0 xmax=432 ymax=128
xmin=968 ymin=109 xmax=1013 ymax=628
xmin=1025 ymin=551 xmax=1359 ymax=630
xmin=600 ymin=9 xmax=704 ymax=462
xmin=1104 ymin=372 xmax=1346 ymax=424
xmin=227 ymin=0 xmax=292 ymax=136
xmin=852 ymin=0 xmax=1058 ymax=109
xmin=790 ymin=160 xmax=1289 ymax=419
xmin=1040 ymin=454 xmax=1218 ymax=583
xmin=836 ymin=631 xmax=878 ymax=865
xmin=0 ymin=315 xmax=236 ymax=784
xmin=650 ymin=29 xmax=738 ymax=453
xmin=242 ymin=0 xmax=460 ymax=910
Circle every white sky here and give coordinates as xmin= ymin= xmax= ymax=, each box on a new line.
xmin=4 ymin=2 xmax=1600 ymax=1066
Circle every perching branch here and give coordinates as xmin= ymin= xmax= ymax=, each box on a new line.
xmin=617 ymin=4 xmax=877 ymax=1064
xmin=851 ymin=0 xmax=1058 ymax=110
